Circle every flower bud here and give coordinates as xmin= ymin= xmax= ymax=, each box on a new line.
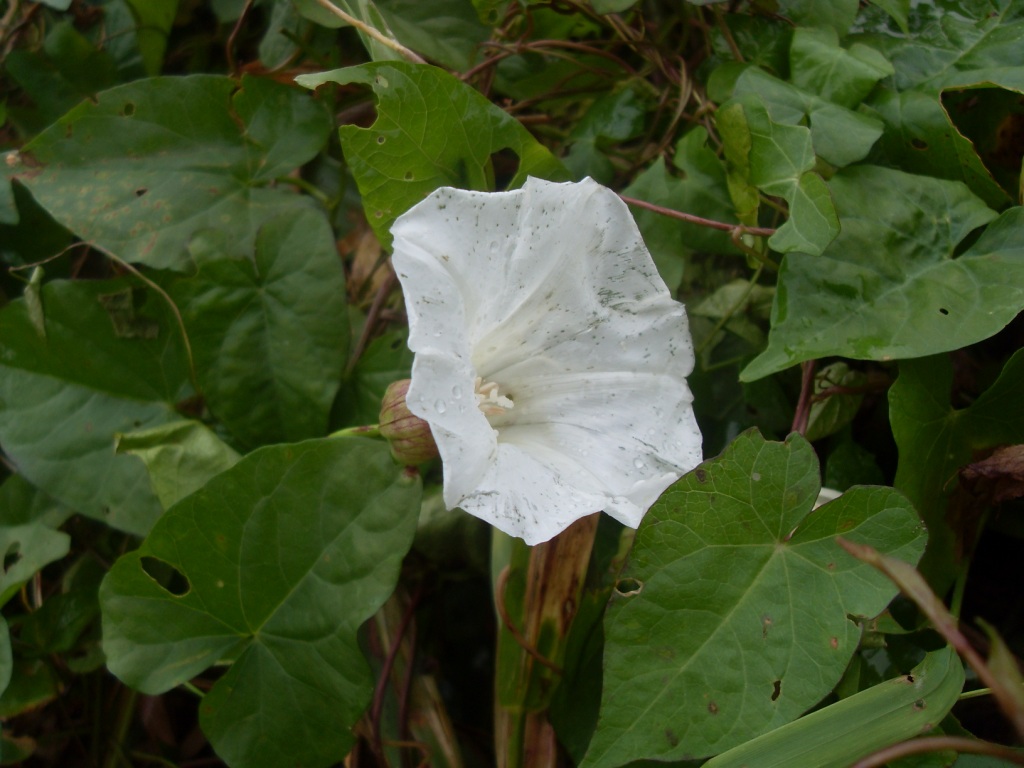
xmin=379 ymin=379 xmax=439 ymax=465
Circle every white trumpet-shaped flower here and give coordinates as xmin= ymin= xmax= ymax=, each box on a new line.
xmin=391 ymin=177 xmax=702 ymax=545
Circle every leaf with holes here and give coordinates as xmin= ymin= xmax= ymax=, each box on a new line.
xmin=14 ymin=75 xmax=330 ymax=271
xmin=161 ymin=208 xmax=348 ymax=448
xmin=0 ymin=279 xmax=190 ymax=535
xmin=296 ymin=61 xmax=568 ymax=247
xmin=741 ymin=165 xmax=1021 ymax=381
xmin=855 ymin=3 xmax=1023 ymax=208
xmin=581 ymin=429 xmax=926 ymax=767
xmin=100 ymin=437 xmax=421 ymax=768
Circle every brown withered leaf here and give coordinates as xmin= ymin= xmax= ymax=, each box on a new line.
xmin=960 ymin=444 xmax=1024 ymax=505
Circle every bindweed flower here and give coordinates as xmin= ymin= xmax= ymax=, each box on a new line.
xmin=390 ymin=177 xmax=702 ymax=545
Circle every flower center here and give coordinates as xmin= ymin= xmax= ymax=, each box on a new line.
xmin=474 ymin=376 xmax=514 ymax=416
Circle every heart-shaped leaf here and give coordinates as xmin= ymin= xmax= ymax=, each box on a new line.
xmin=163 ymin=208 xmax=348 ymax=448
xmin=582 ymin=429 xmax=926 ymax=767
xmin=742 ymin=165 xmax=1018 ymax=381
xmin=100 ymin=437 xmax=421 ymax=768
xmin=0 ymin=279 xmax=189 ymax=534
xmin=296 ymin=61 xmax=568 ymax=247
xmin=15 ymin=75 xmax=330 ymax=271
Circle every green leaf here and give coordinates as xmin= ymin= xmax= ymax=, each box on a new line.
xmin=702 ymin=647 xmax=964 ymax=768
xmin=865 ymin=3 xmax=1024 ymax=93
xmin=0 ymin=657 xmax=60 ymax=718
xmin=777 ymin=0 xmax=859 ymax=35
xmin=889 ymin=350 xmax=1024 ymax=586
xmin=0 ymin=619 xmax=11 ymax=702
xmin=583 ymin=430 xmax=927 ymax=767
xmin=164 ymin=209 xmax=348 ymax=447
xmin=718 ymin=94 xmax=839 ymax=255
xmin=124 ymin=0 xmax=178 ymax=75
xmin=790 ymin=28 xmax=894 ymax=109
xmin=101 ymin=437 xmax=422 ymax=768
xmin=0 ymin=477 xmax=72 ymax=608
xmin=0 ymin=279 xmax=189 ymax=535
xmin=732 ymin=67 xmax=887 ymax=169
xmin=375 ymin=0 xmax=490 ymax=70
xmin=16 ymin=75 xmax=331 ymax=271
xmin=334 ymin=329 xmax=413 ymax=427
xmin=742 ymin=166 xmax=1019 ymax=382
xmin=804 ymin=362 xmax=867 ymax=443
xmin=868 ymin=0 xmax=910 ymax=34
xmin=0 ymin=158 xmax=16 ymax=226
xmin=296 ymin=61 xmax=569 ymax=247
xmin=293 ymin=0 xmax=408 ymax=62
xmin=863 ymin=88 xmax=1012 ymax=210
xmin=116 ymin=421 xmax=241 ymax=510
xmin=854 ymin=5 xmax=1024 ymax=211
xmin=3 ymin=21 xmax=118 ymax=133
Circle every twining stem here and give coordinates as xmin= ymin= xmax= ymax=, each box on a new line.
xmin=850 ymin=736 xmax=1024 ymax=768
xmin=620 ymin=194 xmax=777 ymax=237
xmin=790 ymin=360 xmax=818 ymax=436
xmin=307 ymin=0 xmax=426 ymax=64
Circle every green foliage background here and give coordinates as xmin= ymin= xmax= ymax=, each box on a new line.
xmin=0 ymin=0 xmax=1023 ymax=766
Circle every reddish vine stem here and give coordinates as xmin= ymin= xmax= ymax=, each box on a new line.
xmin=619 ymin=195 xmax=777 ymax=236
xmin=790 ymin=359 xmax=817 ymax=436
xmin=225 ymin=0 xmax=255 ymax=77
xmin=495 ymin=567 xmax=563 ymax=674
xmin=397 ymin=601 xmax=419 ymax=767
xmin=370 ymin=588 xmax=423 ymax=764
xmin=850 ymin=736 xmax=1024 ymax=768
xmin=348 ymin=268 xmax=398 ymax=376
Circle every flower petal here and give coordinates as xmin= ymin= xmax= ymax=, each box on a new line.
xmin=390 ymin=177 xmax=703 ymax=544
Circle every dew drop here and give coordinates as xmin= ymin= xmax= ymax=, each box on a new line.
xmin=435 ymin=400 xmax=447 ymax=414
xmin=633 ymin=459 xmax=646 ymax=469
xmin=451 ymin=385 xmax=462 ymax=399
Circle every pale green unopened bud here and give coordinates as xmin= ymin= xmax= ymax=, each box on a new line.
xmin=379 ymin=379 xmax=439 ymax=465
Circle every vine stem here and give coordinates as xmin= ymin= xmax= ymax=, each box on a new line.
xmin=308 ymin=0 xmax=426 ymax=64
xmin=619 ymin=195 xmax=777 ymax=237
xmin=850 ymin=736 xmax=1024 ymax=768
xmin=790 ymin=360 xmax=817 ymax=436
xmin=330 ymin=424 xmax=381 ymax=438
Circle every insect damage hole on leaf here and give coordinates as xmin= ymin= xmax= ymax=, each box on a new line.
xmin=2 ymin=542 xmax=21 ymax=574
xmin=139 ymin=556 xmax=191 ymax=597
xmin=614 ymin=577 xmax=643 ymax=597
xmin=771 ymin=680 xmax=782 ymax=701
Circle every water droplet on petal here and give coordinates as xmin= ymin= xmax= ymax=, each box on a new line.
xmin=633 ymin=458 xmax=646 ymax=469
xmin=435 ymin=400 xmax=447 ymax=414
xmin=451 ymin=385 xmax=462 ymax=399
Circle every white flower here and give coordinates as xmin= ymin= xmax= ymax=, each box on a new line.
xmin=390 ymin=177 xmax=702 ymax=545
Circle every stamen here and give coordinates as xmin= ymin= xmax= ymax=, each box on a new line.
xmin=474 ymin=376 xmax=514 ymax=415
